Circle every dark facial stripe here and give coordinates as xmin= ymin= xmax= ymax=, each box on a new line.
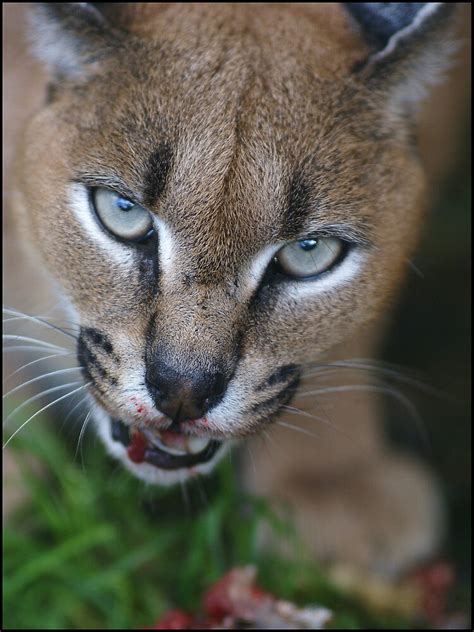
xmin=81 ymin=327 xmax=115 ymax=356
xmin=251 ymin=374 xmax=300 ymax=417
xmin=256 ymin=364 xmax=299 ymax=392
xmin=77 ymin=342 xmax=109 ymax=382
xmin=282 ymin=169 xmax=313 ymax=237
xmin=143 ymin=141 xmax=173 ymax=206
xmin=137 ymin=246 xmax=160 ymax=299
xmin=77 ymin=328 xmax=118 ymax=387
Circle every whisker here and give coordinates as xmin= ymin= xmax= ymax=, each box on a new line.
xmin=244 ymin=440 xmax=259 ymax=481
xmin=302 ymin=356 xmax=410 ymax=374
xmin=298 ymin=383 xmax=429 ymax=448
xmin=2 ymin=307 xmax=79 ymax=338
xmin=303 ymin=357 xmax=403 ymax=379
xmin=179 ymin=479 xmax=191 ymax=515
xmin=256 ymin=431 xmax=276 ymax=461
xmin=406 ymin=258 xmax=425 ymax=279
xmin=280 ymin=403 xmax=369 ymax=449
xmin=2 ymin=345 xmax=71 ymax=355
xmin=3 ymin=335 xmax=69 ymax=352
xmin=62 ymin=393 xmax=91 ymax=428
xmin=3 ymin=316 xmax=79 ymax=336
xmin=194 ymin=477 xmax=210 ymax=511
xmin=275 ymin=420 xmax=321 ymax=441
xmin=3 ymin=382 xmax=91 ymax=449
xmin=3 ymin=380 xmax=85 ymax=427
xmin=74 ymin=409 xmax=93 ymax=464
xmin=301 ymin=359 xmax=446 ymax=400
xmin=3 ymin=366 xmax=83 ymax=400
xmin=251 ymin=431 xmax=283 ymax=472
xmin=261 ymin=427 xmax=279 ymax=451
xmin=3 ymin=352 xmax=76 ymax=384
xmin=281 ymin=404 xmax=332 ymax=428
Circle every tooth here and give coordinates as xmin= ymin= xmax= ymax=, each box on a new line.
xmin=187 ymin=437 xmax=209 ymax=454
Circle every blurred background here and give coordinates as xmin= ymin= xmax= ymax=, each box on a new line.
xmin=382 ymin=131 xmax=471 ymax=579
xmin=3 ymin=3 xmax=471 ymax=629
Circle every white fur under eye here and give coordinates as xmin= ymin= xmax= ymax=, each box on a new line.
xmin=276 ymin=237 xmax=343 ymax=278
xmin=93 ymin=187 xmax=153 ymax=242
xmin=285 ymin=248 xmax=366 ymax=299
xmin=69 ymin=185 xmax=136 ymax=267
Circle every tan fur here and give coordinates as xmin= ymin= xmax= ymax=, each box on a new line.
xmin=4 ymin=3 xmax=468 ymax=573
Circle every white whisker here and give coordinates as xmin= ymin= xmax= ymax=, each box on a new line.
xmin=3 ymin=307 xmax=79 ymax=338
xmin=281 ymin=404 xmax=332 ymax=428
xmin=3 ymin=382 xmax=91 ymax=449
xmin=261 ymin=427 xmax=278 ymax=450
xmin=179 ymin=479 xmax=191 ymax=514
xmin=2 ymin=345 xmax=71 ymax=355
xmin=3 ymin=352 xmax=76 ymax=384
xmin=244 ymin=440 xmax=259 ymax=480
xmin=302 ymin=359 xmax=444 ymax=399
xmin=62 ymin=393 xmax=91 ymax=428
xmin=3 ymin=316 xmax=79 ymax=336
xmin=3 ymin=366 xmax=83 ymax=400
xmin=406 ymin=258 xmax=425 ymax=278
xmin=298 ymin=383 xmax=429 ymax=446
xmin=195 ymin=477 xmax=210 ymax=510
xmin=281 ymin=403 xmax=368 ymax=448
xmin=74 ymin=409 xmax=93 ymax=463
xmin=3 ymin=335 xmax=68 ymax=352
xmin=3 ymin=380 xmax=85 ymax=427
xmin=276 ymin=420 xmax=321 ymax=441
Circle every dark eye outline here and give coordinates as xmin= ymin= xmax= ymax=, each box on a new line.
xmin=267 ymin=236 xmax=351 ymax=284
xmin=88 ymin=187 xmax=156 ymax=246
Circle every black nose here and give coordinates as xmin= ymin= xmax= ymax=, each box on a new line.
xmin=145 ymin=360 xmax=228 ymax=423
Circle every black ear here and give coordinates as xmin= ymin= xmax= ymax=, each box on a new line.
xmin=343 ymin=3 xmax=459 ymax=108
xmin=28 ymin=3 xmax=121 ymax=80
xmin=344 ymin=3 xmax=436 ymax=50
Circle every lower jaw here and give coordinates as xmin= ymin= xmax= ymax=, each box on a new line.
xmin=111 ymin=418 xmax=223 ymax=470
xmin=91 ymin=406 xmax=231 ymax=486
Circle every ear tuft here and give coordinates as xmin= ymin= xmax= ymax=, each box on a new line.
xmin=28 ymin=3 xmax=116 ymax=79
xmin=344 ymin=3 xmax=431 ymax=50
xmin=344 ymin=3 xmax=460 ymax=108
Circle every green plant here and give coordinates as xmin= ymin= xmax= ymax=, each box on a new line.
xmin=3 ymin=414 xmax=413 ymax=630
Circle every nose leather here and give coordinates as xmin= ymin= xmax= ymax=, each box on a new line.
xmin=145 ymin=360 xmax=228 ymax=423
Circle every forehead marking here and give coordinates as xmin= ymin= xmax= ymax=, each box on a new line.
xmin=143 ymin=142 xmax=173 ymax=207
xmin=283 ymin=169 xmax=314 ymax=238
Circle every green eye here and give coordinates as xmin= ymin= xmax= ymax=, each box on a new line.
xmin=275 ymin=237 xmax=345 ymax=279
xmin=92 ymin=187 xmax=154 ymax=242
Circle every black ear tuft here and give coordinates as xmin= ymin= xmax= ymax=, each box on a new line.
xmin=28 ymin=3 xmax=119 ymax=79
xmin=343 ymin=3 xmax=459 ymax=109
xmin=344 ymin=3 xmax=428 ymax=50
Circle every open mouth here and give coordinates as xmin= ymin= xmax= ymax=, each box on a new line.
xmin=111 ymin=419 xmax=222 ymax=471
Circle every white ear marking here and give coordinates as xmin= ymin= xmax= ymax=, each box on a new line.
xmin=370 ymin=4 xmax=458 ymax=107
xmin=369 ymin=3 xmax=445 ymax=65
xmin=27 ymin=3 xmax=111 ymax=79
xmin=348 ymin=3 xmax=459 ymax=110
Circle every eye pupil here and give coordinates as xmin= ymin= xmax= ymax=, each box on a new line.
xmin=116 ymin=197 xmax=134 ymax=211
xmin=299 ymin=238 xmax=318 ymax=251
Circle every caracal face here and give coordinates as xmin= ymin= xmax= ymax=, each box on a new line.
xmin=15 ymin=3 xmax=455 ymax=484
